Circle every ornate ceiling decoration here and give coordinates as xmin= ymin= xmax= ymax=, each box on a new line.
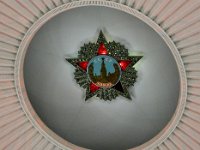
xmin=66 ymin=30 xmax=142 ymax=101
xmin=0 ymin=0 xmax=199 ymax=149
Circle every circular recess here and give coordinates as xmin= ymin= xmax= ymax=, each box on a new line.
xmin=5 ymin=0 xmax=200 ymax=149
xmin=23 ymin=6 xmax=181 ymax=149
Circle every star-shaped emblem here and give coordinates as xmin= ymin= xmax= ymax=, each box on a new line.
xmin=66 ymin=30 xmax=142 ymax=101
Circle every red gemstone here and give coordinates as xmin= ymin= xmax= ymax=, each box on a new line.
xmin=97 ymin=43 xmax=108 ymax=55
xmin=78 ymin=61 xmax=88 ymax=71
xmin=119 ymin=60 xmax=132 ymax=71
xmin=90 ymin=83 xmax=100 ymax=93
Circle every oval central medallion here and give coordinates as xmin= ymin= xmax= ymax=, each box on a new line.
xmin=87 ymin=55 xmax=121 ymax=88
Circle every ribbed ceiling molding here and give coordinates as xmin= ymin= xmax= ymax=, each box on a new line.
xmin=0 ymin=0 xmax=200 ymax=149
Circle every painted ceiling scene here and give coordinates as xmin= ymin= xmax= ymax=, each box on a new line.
xmin=0 ymin=0 xmax=200 ymax=150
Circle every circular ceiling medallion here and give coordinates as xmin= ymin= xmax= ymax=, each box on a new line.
xmin=17 ymin=2 xmax=186 ymax=149
xmin=87 ymin=55 xmax=122 ymax=88
xmin=2 ymin=0 xmax=200 ymax=150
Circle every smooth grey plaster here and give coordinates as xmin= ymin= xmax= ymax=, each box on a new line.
xmin=24 ymin=6 xmax=180 ymax=150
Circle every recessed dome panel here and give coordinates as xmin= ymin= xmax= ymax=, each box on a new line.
xmin=24 ymin=6 xmax=180 ymax=149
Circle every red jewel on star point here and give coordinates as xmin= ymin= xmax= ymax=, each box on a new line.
xmin=78 ymin=61 xmax=88 ymax=71
xmin=119 ymin=60 xmax=132 ymax=71
xmin=90 ymin=83 xmax=100 ymax=93
xmin=97 ymin=43 xmax=108 ymax=55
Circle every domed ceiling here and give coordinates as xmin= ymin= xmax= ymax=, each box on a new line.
xmin=24 ymin=6 xmax=179 ymax=150
xmin=0 ymin=0 xmax=200 ymax=150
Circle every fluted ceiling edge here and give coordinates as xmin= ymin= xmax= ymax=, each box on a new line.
xmin=0 ymin=0 xmax=199 ymax=150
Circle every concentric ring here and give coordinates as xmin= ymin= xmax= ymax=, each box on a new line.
xmin=1 ymin=0 xmax=199 ymax=149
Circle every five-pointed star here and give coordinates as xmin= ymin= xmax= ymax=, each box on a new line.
xmin=66 ymin=31 xmax=142 ymax=101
